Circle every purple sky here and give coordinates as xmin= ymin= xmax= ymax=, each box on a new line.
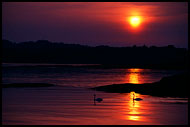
xmin=2 ymin=2 xmax=188 ymax=48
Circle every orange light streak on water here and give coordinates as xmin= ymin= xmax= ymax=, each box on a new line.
xmin=127 ymin=68 xmax=142 ymax=84
xmin=127 ymin=91 xmax=142 ymax=121
xmin=129 ymin=73 xmax=139 ymax=84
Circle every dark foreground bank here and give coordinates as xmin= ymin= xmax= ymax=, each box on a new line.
xmin=92 ymin=72 xmax=188 ymax=97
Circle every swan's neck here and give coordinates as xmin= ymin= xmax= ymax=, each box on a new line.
xmin=133 ymin=93 xmax=135 ymax=100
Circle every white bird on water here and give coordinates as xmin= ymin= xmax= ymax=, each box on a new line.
xmin=133 ymin=92 xmax=143 ymax=101
xmin=93 ymin=88 xmax=103 ymax=105
xmin=94 ymin=94 xmax=103 ymax=102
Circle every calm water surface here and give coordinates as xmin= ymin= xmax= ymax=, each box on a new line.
xmin=2 ymin=87 xmax=188 ymax=125
xmin=2 ymin=63 xmax=183 ymax=87
xmin=2 ymin=63 xmax=188 ymax=125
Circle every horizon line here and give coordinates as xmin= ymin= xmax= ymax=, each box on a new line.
xmin=2 ymin=39 xmax=188 ymax=49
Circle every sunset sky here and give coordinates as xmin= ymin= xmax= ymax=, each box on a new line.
xmin=2 ymin=2 xmax=188 ymax=48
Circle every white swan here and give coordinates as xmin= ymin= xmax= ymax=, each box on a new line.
xmin=133 ymin=92 xmax=143 ymax=101
xmin=94 ymin=94 xmax=103 ymax=102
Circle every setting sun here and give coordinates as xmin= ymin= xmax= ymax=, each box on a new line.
xmin=129 ymin=16 xmax=142 ymax=27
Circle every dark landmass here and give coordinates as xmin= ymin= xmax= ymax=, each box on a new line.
xmin=2 ymin=40 xmax=188 ymax=69
xmin=2 ymin=83 xmax=55 ymax=88
xmin=92 ymin=72 xmax=188 ymax=98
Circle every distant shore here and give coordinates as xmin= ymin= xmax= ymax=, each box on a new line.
xmin=2 ymin=62 xmax=187 ymax=70
xmin=3 ymin=40 xmax=188 ymax=70
xmin=92 ymin=72 xmax=188 ymax=98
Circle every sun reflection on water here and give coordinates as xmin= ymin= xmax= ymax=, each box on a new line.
xmin=129 ymin=73 xmax=139 ymax=84
xmin=127 ymin=68 xmax=142 ymax=84
xmin=126 ymin=91 xmax=143 ymax=121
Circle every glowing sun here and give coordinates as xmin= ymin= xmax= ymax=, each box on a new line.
xmin=129 ymin=16 xmax=142 ymax=28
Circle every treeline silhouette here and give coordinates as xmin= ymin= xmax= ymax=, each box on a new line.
xmin=2 ymin=40 xmax=188 ymax=69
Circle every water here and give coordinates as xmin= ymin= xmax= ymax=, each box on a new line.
xmin=2 ymin=87 xmax=188 ymax=125
xmin=2 ymin=63 xmax=188 ymax=125
xmin=2 ymin=63 xmax=183 ymax=87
